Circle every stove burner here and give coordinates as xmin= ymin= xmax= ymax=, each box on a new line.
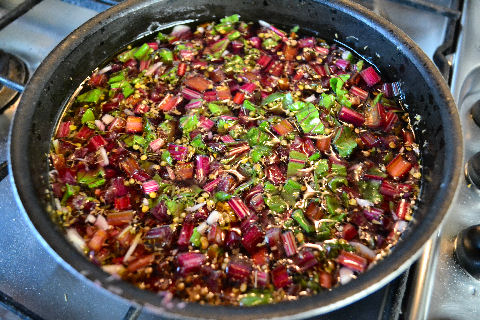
xmin=0 ymin=50 xmax=27 ymax=112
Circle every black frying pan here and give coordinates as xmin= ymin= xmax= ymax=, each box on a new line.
xmin=8 ymin=0 xmax=462 ymax=318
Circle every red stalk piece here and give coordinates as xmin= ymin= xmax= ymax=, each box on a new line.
xmin=203 ymin=90 xmax=217 ymax=102
xmin=281 ymin=231 xmax=297 ymax=257
xmin=87 ymin=135 xmax=108 ymax=151
xmin=272 ymin=119 xmax=294 ymax=136
xmin=233 ymin=92 xmax=245 ymax=104
xmin=198 ymin=116 xmax=214 ymax=131
xmin=240 ymin=83 xmax=257 ymax=94
xmin=396 ymin=198 xmax=411 ymax=220
xmin=127 ymin=254 xmax=155 ymax=272
xmin=256 ymin=271 xmax=269 ymax=286
xmin=195 ymin=155 xmax=210 ymax=183
xmin=181 ymin=87 xmax=202 ymax=100
xmin=227 ymin=259 xmax=252 ymax=282
xmin=203 ymin=177 xmax=220 ymax=193
xmin=360 ymin=66 xmax=381 ymax=87
xmin=228 ymin=197 xmax=251 ymax=220
xmin=386 ymin=154 xmax=412 ymax=178
xmin=114 ymin=196 xmax=131 ymax=210
xmin=257 ymin=55 xmax=273 ymax=68
xmin=177 ymin=62 xmax=187 ymax=77
xmin=177 ymin=252 xmax=205 ymax=274
xmin=294 ymin=250 xmax=318 ymax=271
xmin=335 ymin=59 xmax=350 ymax=70
xmin=75 ymin=126 xmax=95 ymax=140
xmin=177 ymin=222 xmax=194 ymax=247
xmin=272 ymin=265 xmax=291 ymax=288
xmin=242 ymin=224 xmax=264 ymax=252
xmin=107 ymin=210 xmax=134 ymax=226
xmin=184 ymin=75 xmax=211 ymax=92
xmin=142 ymin=180 xmax=159 ymax=194
xmin=337 ymin=250 xmax=367 ymax=272
xmin=56 ymin=121 xmax=71 ymax=138
xmin=342 ymin=223 xmax=358 ymax=241
xmin=338 ymin=106 xmax=365 ymax=127
xmin=88 ymin=229 xmax=108 ymax=251
xmin=349 ymin=86 xmax=369 ymax=100
xmin=167 ymin=144 xmax=188 ymax=161
xmin=158 ymin=94 xmax=182 ymax=111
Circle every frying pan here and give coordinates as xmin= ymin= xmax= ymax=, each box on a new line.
xmin=8 ymin=0 xmax=462 ymax=318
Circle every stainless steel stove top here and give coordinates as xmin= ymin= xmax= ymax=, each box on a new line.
xmin=407 ymin=0 xmax=480 ymax=318
xmin=0 ymin=0 xmax=473 ymax=319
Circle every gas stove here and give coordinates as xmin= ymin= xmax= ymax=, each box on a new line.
xmin=0 ymin=0 xmax=472 ymax=319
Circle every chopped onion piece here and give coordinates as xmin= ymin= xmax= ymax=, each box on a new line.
xmin=350 ymin=241 xmax=376 ymax=260
xmin=101 ymin=114 xmax=114 ymax=125
xmin=145 ymin=62 xmax=162 ymax=76
xmin=355 ymin=198 xmax=373 ymax=208
xmin=304 ymin=94 xmax=316 ymax=103
xmin=98 ymin=65 xmax=112 ymax=74
xmin=85 ymin=214 xmax=96 ymax=224
xmin=171 ymin=25 xmax=191 ymax=37
xmin=339 ymin=267 xmax=355 ymax=284
xmin=66 ymin=228 xmax=86 ymax=251
xmin=393 ymin=220 xmax=408 ymax=233
xmin=123 ymin=233 xmax=142 ymax=263
xmin=197 ymin=222 xmax=209 ymax=234
xmin=98 ymin=146 xmax=109 ymax=166
xmin=94 ymin=120 xmax=105 ymax=131
xmin=207 ymin=210 xmax=221 ymax=225
xmin=185 ymin=202 xmax=206 ymax=212
xmin=94 ymin=215 xmax=109 ymax=230
xmin=102 ymin=264 xmax=125 ymax=275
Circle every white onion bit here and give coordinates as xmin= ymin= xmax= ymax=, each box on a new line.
xmin=95 ymin=119 xmax=105 ymax=131
xmin=304 ymin=94 xmax=316 ymax=103
xmin=145 ymin=61 xmax=163 ymax=76
xmin=98 ymin=65 xmax=112 ymax=74
xmin=339 ymin=267 xmax=355 ymax=285
xmin=350 ymin=241 xmax=376 ymax=260
xmin=66 ymin=228 xmax=86 ymax=251
xmin=207 ymin=210 xmax=221 ymax=225
xmin=124 ymin=233 xmax=142 ymax=263
xmin=258 ymin=20 xmax=271 ymax=28
xmin=102 ymin=264 xmax=125 ymax=275
xmin=355 ymin=198 xmax=374 ymax=208
xmin=85 ymin=214 xmax=96 ymax=224
xmin=101 ymin=114 xmax=114 ymax=125
xmin=171 ymin=25 xmax=190 ymax=37
xmin=197 ymin=222 xmax=208 ymax=234
xmin=124 ymin=109 xmax=134 ymax=116
xmin=94 ymin=215 xmax=109 ymax=230
xmin=185 ymin=202 xmax=206 ymax=212
xmin=98 ymin=146 xmax=109 ymax=167
xmin=394 ymin=220 xmax=408 ymax=233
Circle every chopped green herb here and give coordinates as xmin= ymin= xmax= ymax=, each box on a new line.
xmin=333 ymin=125 xmax=357 ymax=158
xmin=77 ymin=89 xmax=103 ymax=104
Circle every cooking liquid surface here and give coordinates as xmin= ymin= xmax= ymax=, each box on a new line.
xmin=48 ymin=16 xmax=421 ymax=306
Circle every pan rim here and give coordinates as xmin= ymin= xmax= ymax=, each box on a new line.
xmin=8 ymin=0 xmax=463 ymax=318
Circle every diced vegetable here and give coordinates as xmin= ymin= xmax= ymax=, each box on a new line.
xmin=228 ymin=197 xmax=251 ymax=220
xmin=333 ymin=126 xmax=357 ymax=158
xmin=386 ymin=154 xmax=412 ymax=178
xmin=77 ymin=89 xmax=103 ymax=103
xmin=360 ymin=66 xmax=381 ymax=86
